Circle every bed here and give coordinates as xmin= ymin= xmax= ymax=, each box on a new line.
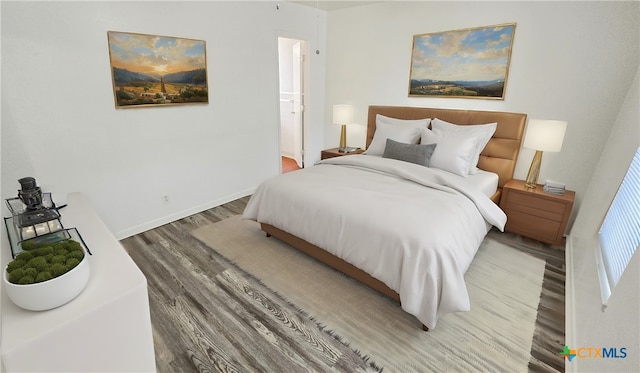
xmin=243 ymin=106 xmax=526 ymax=330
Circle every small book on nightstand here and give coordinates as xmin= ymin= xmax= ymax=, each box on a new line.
xmin=543 ymin=180 xmax=566 ymax=195
xmin=339 ymin=147 xmax=361 ymax=153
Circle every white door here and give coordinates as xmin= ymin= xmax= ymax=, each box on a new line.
xmin=278 ymin=37 xmax=305 ymax=169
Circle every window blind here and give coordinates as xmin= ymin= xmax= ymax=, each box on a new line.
xmin=597 ymin=146 xmax=640 ymax=303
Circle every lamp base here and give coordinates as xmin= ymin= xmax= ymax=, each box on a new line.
xmin=339 ymin=124 xmax=347 ymax=149
xmin=525 ymin=150 xmax=543 ymax=189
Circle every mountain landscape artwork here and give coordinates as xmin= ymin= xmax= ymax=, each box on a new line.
xmin=409 ymin=23 xmax=516 ymax=99
xmin=107 ymin=31 xmax=208 ymax=108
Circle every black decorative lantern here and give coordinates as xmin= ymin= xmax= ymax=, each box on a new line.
xmin=4 ymin=177 xmax=65 ymax=257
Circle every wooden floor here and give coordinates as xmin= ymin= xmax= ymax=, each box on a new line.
xmin=121 ymin=195 xmax=564 ymax=373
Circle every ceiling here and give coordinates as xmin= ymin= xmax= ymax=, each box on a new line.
xmin=288 ymin=1 xmax=382 ymax=11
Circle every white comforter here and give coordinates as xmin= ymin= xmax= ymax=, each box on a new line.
xmin=243 ymin=155 xmax=506 ymax=328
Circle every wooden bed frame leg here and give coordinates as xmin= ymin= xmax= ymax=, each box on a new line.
xmin=422 ymin=324 xmax=429 ymax=332
xmin=265 ymin=233 xmax=271 ymax=238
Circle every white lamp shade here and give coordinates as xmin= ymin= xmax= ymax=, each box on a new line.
xmin=333 ymin=104 xmax=355 ymax=125
xmin=523 ymin=119 xmax=567 ymax=152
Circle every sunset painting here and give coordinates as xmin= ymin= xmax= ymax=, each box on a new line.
xmin=107 ymin=31 xmax=208 ymax=108
xmin=409 ymin=23 xmax=516 ymax=99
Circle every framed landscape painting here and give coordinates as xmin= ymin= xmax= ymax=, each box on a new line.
xmin=409 ymin=23 xmax=516 ymax=99
xmin=107 ymin=31 xmax=208 ymax=108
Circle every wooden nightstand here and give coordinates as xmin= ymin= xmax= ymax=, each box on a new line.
xmin=500 ymin=179 xmax=575 ymax=246
xmin=320 ymin=147 xmax=364 ymax=160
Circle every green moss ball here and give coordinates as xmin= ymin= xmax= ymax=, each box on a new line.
xmin=23 ymin=267 xmax=38 ymax=278
xmin=35 ymin=271 xmax=53 ymax=283
xmin=34 ymin=246 xmax=54 ymax=257
xmin=54 ymin=248 xmax=69 ymax=257
xmin=65 ymin=251 xmax=84 ymax=261
xmin=26 ymin=256 xmax=48 ymax=271
xmin=66 ymin=258 xmax=80 ymax=270
xmin=15 ymin=251 xmax=34 ymax=262
xmin=8 ymin=268 xmax=25 ymax=283
xmin=52 ymin=242 xmax=66 ymax=250
xmin=50 ymin=255 xmax=67 ymax=265
xmin=66 ymin=240 xmax=83 ymax=252
xmin=18 ymin=275 xmax=35 ymax=285
xmin=49 ymin=263 xmax=67 ymax=277
xmin=6 ymin=259 xmax=26 ymax=273
xmin=20 ymin=241 xmax=36 ymax=251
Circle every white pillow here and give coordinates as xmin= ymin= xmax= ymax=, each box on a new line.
xmin=421 ymin=128 xmax=478 ymax=176
xmin=366 ymin=114 xmax=430 ymax=156
xmin=431 ymin=118 xmax=497 ymax=174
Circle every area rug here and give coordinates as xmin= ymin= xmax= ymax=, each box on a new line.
xmin=192 ymin=215 xmax=546 ymax=372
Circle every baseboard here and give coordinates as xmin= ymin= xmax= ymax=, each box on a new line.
xmin=114 ymin=187 xmax=256 ymax=240
xmin=565 ymin=234 xmax=576 ymax=373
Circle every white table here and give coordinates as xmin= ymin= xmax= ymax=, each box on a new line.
xmin=1 ymin=193 xmax=156 ymax=372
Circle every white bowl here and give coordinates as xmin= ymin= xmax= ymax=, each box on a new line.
xmin=3 ymin=251 xmax=90 ymax=311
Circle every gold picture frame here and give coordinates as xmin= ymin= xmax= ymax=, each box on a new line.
xmin=107 ymin=31 xmax=208 ymax=108
xmin=409 ymin=23 xmax=516 ymax=100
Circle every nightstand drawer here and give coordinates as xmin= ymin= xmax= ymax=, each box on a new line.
xmin=503 ymin=192 xmax=567 ymax=217
xmin=503 ymin=209 xmax=564 ymax=244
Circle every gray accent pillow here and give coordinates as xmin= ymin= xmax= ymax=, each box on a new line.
xmin=382 ymin=138 xmax=437 ymax=167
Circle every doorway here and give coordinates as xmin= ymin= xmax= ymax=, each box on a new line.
xmin=278 ymin=37 xmax=307 ymax=172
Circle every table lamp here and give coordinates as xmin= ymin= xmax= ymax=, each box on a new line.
xmin=523 ymin=119 xmax=567 ymax=189
xmin=333 ymin=104 xmax=355 ymax=152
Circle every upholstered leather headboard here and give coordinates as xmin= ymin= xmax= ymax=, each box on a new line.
xmin=366 ymin=106 xmax=527 ymax=202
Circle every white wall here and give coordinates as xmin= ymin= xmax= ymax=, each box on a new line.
xmin=1 ymin=1 xmax=327 ymax=239
xmin=325 ymin=1 xmax=640 ymax=227
xmin=566 ymin=68 xmax=640 ymax=372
